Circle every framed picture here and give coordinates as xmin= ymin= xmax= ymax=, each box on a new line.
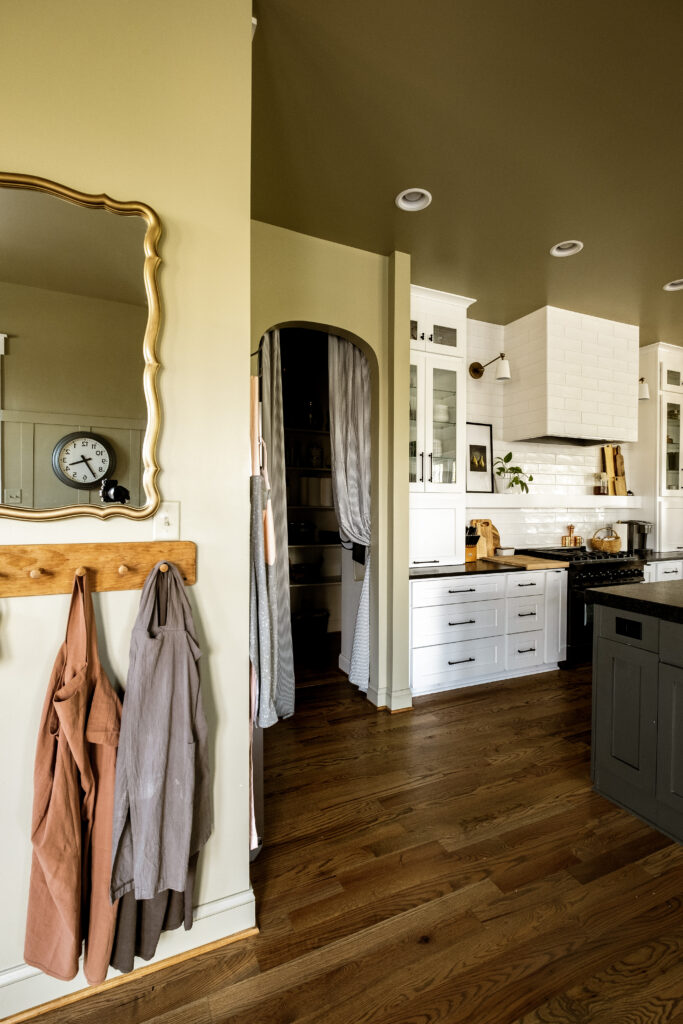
xmin=466 ymin=422 xmax=494 ymax=493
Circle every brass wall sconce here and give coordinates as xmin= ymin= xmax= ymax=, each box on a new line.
xmin=469 ymin=352 xmax=511 ymax=382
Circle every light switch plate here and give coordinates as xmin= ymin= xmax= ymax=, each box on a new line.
xmin=153 ymin=501 xmax=180 ymax=540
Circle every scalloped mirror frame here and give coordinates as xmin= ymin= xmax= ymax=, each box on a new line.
xmin=0 ymin=172 xmax=162 ymax=520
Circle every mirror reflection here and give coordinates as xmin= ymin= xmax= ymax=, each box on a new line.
xmin=0 ymin=177 xmax=160 ymax=516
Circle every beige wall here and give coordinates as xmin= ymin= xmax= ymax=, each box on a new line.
xmin=1 ymin=280 xmax=146 ymax=417
xmin=1 ymin=279 xmax=147 ymax=508
xmin=0 ymin=0 xmax=253 ymax=1014
xmin=251 ymin=222 xmax=411 ymax=710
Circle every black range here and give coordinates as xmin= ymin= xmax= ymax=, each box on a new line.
xmin=517 ymin=546 xmax=645 ymax=665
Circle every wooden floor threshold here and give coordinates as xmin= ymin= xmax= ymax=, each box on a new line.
xmin=2 ymin=927 xmax=259 ymax=1024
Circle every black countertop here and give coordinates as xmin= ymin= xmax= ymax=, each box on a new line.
xmin=410 ymin=561 xmax=526 ymax=580
xmin=637 ymin=550 xmax=683 ymax=562
xmin=586 ymin=580 xmax=683 ymax=624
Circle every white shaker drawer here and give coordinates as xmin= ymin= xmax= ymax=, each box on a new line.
xmin=411 ymin=636 xmax=505 ymax=693
xmin=412 ymin=599 xmax=504 ymax=647
xmin=655 ymin=560 xmax=683 ymax=581
xmin=411 ymin=574 xmax=506 ymax=608
xmin=506 ymin=596 xmax=545 ymax=634
xmin=505 ymin=631 xmax=545 ymax=671
xmin=506 ymin=571 xmax=546 ymax=597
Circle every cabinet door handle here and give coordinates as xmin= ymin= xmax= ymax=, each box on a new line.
xmin=517 ymin=582 xmax=537 ymax=587
xmin=663 ymin=569 xmax=679 ymax=574
xmin=518 ymin=611 xmax=537 ymax=617
xmin=428 ymin=333 xmax=433 ymax=342
xmin=429 ymin=453 xmax=433 ymax=482
xmin=449 ymin=619 xmax=476 ymax=626
xmin=419 ymin=451 xmax=424 ymax=482
xmin=448 ymin=587 xmax=476 ymax=593
xmin=517 ymin=647 xmax=536 ymax=654
xmin=448 ymin=656 xmax=476 ymax=665
xmin=420 ymin=332 xmax=425 ymax=340
xmin=413 ymin=559 xmax=439 ymax=564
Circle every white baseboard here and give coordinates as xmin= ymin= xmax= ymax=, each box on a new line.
xmin=0 ymin=887 xmax=256 ymax=1019
xmin=338 ymin=653 xmax=350 ymax=673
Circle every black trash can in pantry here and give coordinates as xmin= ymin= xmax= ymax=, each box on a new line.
xmin=292 ymin=607 xmax=330 ymax=668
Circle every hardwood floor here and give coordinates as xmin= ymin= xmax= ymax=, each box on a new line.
xmin=29 ymin=668 xmax=683 ymax=1023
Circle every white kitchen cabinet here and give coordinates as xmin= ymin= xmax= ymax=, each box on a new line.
xmin=409 ymin=350 xmax=466 ymax=494
xmin=409 ymin=504 xmax=462 ymax=568
xmin=411 ymin=574 xmax=506 ymax=606
xmin=661 ymin=350 xmax=683 ymax=395
xmin=544 ymin=568 xmax=568 ymax=664
xmin=410 ymin=568 xmax=568 ymax=695
xmin=655 ymin=560 xmax=683 ymax=581
xmin=412 ymin=599 xmax=505 ymax=646
xmin=661 ymin=396 xmax=682 ymax=495
xmin=506 ymin=595 xmax=545 ymax=634
xmin=643 ymin=562 xmax=656 ymax=583
xmin=506 ymin=632 xmax=545 ymax=672
xmin=410 ymin=285 xmax=475 ymax=357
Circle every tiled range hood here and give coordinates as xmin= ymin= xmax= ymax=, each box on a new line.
xmin=503 ymin=306 xmax=639 ymax=445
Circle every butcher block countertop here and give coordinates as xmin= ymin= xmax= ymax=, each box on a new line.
xmin=480 ymin=554 xmax=568 ymax=570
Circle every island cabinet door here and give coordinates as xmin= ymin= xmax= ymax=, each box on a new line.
xmin=593 ymin=639 xmax=659 ymax=819
xmin=656 ymin=664 xmax=683 ymax=829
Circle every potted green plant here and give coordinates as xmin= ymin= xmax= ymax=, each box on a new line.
xmin=493 ymin=452 xmax=533 ymax=493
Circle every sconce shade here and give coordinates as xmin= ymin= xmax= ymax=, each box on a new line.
xmin=638 ymin=377 xmax=650 ymax=401
xmin=495 ymin=358 xmax=511 ymax=382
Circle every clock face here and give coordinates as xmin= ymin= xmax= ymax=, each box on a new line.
xmin=52 ymin=433 xmax=116 ymax=489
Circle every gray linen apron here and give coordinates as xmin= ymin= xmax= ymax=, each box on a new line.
xmin=110 ymin=561 xmax=212 ymax=905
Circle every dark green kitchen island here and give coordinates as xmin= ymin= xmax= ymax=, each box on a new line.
xmin=588 ymin=581 xmax=683 ymax=843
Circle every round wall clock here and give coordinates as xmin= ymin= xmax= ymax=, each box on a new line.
xmin=52 ymin=432 xmax=116 ymax=489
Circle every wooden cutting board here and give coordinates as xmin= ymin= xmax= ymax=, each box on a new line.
xmin=614 ymin=444 xmax=628 ymax=495
xmin=470 ymin=518 xmax=500 ymax=558
xmin=481 ymin=554 xmax=569 ymax=570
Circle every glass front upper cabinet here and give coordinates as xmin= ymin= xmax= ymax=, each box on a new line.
xmin=429 ymin=364 xmax=458 ymax=486
xmin=409 ymin=351 xmax=464 ymax=494
xmin=409 ymin=362 xmax=419 ymax=486
xmin=663 ymin=398 xmax=682 ymax=493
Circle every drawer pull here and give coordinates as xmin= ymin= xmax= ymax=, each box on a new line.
xmin=518 ymin=611 xmax=537 ymax=617
xmin=448 ymin=587 xmax=476 ymax=593
xmin=448 ymin=656 xmax=476 ymax=665
xmin=516 ymin=582 xmax=537 ymax=587
xmin=663 ymin=569 xmax=679 ymax=575
xmin=413 ymin=559 xmax=439 ymax=564
xmin=517 ymin=646 xmax=536 ymax=654
xmin=449 ymin=619 xmax=476 ymax=626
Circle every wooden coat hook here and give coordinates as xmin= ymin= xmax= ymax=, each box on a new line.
xmin=0 ymin=542 xmax=196 ymax=598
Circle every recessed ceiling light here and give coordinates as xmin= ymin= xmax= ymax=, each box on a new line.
xmin=395 ymin=188 xmax=432 ymax=212
xmin=663 ymin=279 xmax=683 ymax=292
xmin=550 ymin=239 xmax=584 ymax=258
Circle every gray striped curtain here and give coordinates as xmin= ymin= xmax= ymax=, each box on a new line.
xmin=260 ymin=331 xmax=295 ymax=718
xmin=328 ymin=335 xmax=371 ymax=691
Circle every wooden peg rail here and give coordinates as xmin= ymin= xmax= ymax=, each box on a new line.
xmin=0 ymin=541 xmax=196 ymax=598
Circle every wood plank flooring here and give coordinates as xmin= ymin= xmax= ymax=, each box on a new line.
xmin=27 ymin=667 xmax=683 ymax=1024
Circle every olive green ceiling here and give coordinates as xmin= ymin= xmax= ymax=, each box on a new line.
xmin=251 ymin=0 xmax=683 ymax=345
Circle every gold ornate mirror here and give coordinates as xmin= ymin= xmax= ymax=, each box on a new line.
xmin=0 ymin=172 xmax=162 ymax=520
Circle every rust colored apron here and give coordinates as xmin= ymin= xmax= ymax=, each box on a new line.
xmin=24 ymin=574 xmax=121 ymax=984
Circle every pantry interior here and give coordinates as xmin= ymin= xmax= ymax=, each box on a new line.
xmin=280 ymin=328 xmax=360 ymax=678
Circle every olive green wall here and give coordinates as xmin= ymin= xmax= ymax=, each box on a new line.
xmin=251 ymin=221 xmax=411 ymax=710
xmin=0 ymin=0 xmax=253 ymax=1014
